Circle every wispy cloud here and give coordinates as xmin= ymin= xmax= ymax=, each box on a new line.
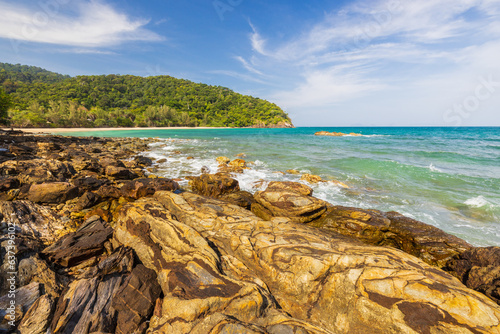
xmin=234 ymin=0 xmax=500 ymax=125
xmin=0 ymin=0 xmax=163 ymax=48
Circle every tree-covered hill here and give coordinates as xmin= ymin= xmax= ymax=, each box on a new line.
xmin=0 ymin=63 xmax=293 ymax=128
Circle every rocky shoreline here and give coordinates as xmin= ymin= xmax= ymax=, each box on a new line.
xmin=0 ymin=129 xmax=499 ymax=333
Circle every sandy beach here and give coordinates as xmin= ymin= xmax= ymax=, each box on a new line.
xmin=2 ymin=126 xmax=230 ymax=133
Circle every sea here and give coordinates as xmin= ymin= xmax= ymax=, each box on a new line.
xmin=61 ymin=127 xmax=500 ymax=247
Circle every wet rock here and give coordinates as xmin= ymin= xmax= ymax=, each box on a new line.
xmin=27 ymin=182 xmax=79 ymax=204
xmin=189 ymin=173 xmax=240 ymax=198
xmin=446 ymin=246 xmax=500 ymax=305
xmin=310 ymin=206 xmax=473 ymax=268
xmin=252 ymin=181 xmax=327 ymax=223
xmin=43 ymin=216 xmax=113 ymax=267
xmin=105 ymin=165 xmax=139 ymax=180
xmin=18 ymin=294 xmax=55 ymax=334
xmin=156 ymin=158 xmax=167 ymax=164
xmin=134 ymin=155 xmax=153 ymax=166
xmin=285 ymin=169 xmax=300 ymax=175
xmin=111 ymin=264 xmax=162 ymax=334
xmin=201 ymin=165 xmax=211 ymax=174
xmin=300 ymin=173 xmax=322 ymax=183
xmin=120 ymin=178 xmax=179 ymax=200
xmin=216 ymin=156 xmax=230 ymax=165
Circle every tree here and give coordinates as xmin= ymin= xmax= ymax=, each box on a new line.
xmin=0 ymin=87 xmax=11 ymax=124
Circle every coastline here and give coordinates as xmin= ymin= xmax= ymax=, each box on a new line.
xmin=3 ymin=126 xmax=231 ymax=133
xmin=0 ymin=130 xmax=499 ymax=332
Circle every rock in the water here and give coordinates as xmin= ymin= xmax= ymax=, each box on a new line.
xmin=120 ymin=178 xmax=179 ymax=199
xmin=18 ymin=294 xmax=54 ymax=334
xmin=43 ymin=216 xmax=113 ymax=267
xmin=134 ymin=155 xmax=153 ymax=166
xmin=446 ymin=246 xmax=500 ymax=305
xmin=300 ymin=173 xmax=322 ymax=183
xmin=111 ymin=264 xmax=162 ymax=334
xmin=27 ymin=182 xmax=79 ymax=204
xmin=310 ymin=206 xmax=472 ymax=268
xmin=252 ymin=181 xmax=327 ymax=223
xmin=189 ymin=173 xmax=240 ymax=198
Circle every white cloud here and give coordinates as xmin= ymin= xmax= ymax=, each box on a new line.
xmin=0 ymin=0 xmax=163 ymax=48
xmin=235 ymin=0 xmax=500 ymax=125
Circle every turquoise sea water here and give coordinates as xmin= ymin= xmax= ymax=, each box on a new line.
xmin=60 ymin=127 xmax=500 ymax=247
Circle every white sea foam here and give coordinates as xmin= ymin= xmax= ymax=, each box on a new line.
xmin=464 ymin=196 xmax=490 ymax=208
xmin=428 ymin=163 xmax=442 ymax=173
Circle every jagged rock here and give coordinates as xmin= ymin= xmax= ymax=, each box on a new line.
xmin=9 ymin=144 xmax=35 ymax=156
xmin=17 ymin=255 xmax=65 ymax=297
xmin=134 ymin=156 xmax=153 ymax=166
xmin=100 ymin=157 xmax=125 ymax=168
xmin=18 ymin=294 xmax=54 ymax=334
xmin=143 ymin=191 xmax=500 ymax=333
xmin=0 ymin=159 xmax=76 ymax=184
xmin=111 ymin=264 xmax=162 ymax=334
xmin=105 ymin=165 xmax=138 ymax=180
xmin=96 ymin=184 xmax=122 ymax=199
xmin=0 ymin=177 xmax=19 ymax=191
xmin=27 ymin=182 xmax=79 ymax=204
xmin=0 ymin=200 xmax=72 ymax=245
xmin=0 ymin=282 xmax=41 ymax=331
xmin=310 ymin=206 xmax=472 ymax=268
xmin=43 ymin=216 xmax=113 ymax=267
xmin=120 ymin=178 xmax=179 ymax=199
xmin=189 ymin=173 xmax=240 ymax=198
xmin=252 ymin=181 xmax=327 ymax=223
xmin=74 ymin=191 xmax=102 ymax=210
xmin=446 ymin=246 xmax=500 ymax=305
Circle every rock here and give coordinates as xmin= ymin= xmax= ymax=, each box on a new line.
xmin=100 ymin=157 xmax=125 ymax=168
xmin=120 ymin=178 xmax=179 ymax=200
xmin=105 ymin=165 xmax=139 ymax=180
xmin=74 ymin=191 xmax=102 ymax=210
xmin=219 ymin=190 xmax=255 ymax=210
xmin=18 ymin=294 xmax=55 ymax=334
xmin=187 ymin=156 xmax=194 ymax=160
xmin=43 ymin=216 xmax=113 ymax=267
xmin=446 ymin=246 xmax=500 ymax=305
xmin=0 ymin=159 xmax=76 ymax=184
xmin=0 ymin=177 xmax=20 ymax=191
xmin=0 ymin=282 xmax=41 ymax=331
xmin=9 ymin=144 xmax=35 ymax=156
xmin=96 ymin=184 xmax=122 ymax=199
xmin=236 ymin=153 xmax=246 ymax=158
xmin=37 ymin=142 xmax=61 ymax=152
xmin=71 ymin=176 xmax=109 ymax=193
xmin=149 ymin=191 xmax=500 ymax=334
xmin=17 ymin=255 xmax=65 ymax=297
xmin=201 ymin=165 xmax=211 ymax=174
xmin=0 ymin=200 xmax=72 ymax=245
xmin=310 ymin=206 xmax=473 ymax=268
xmin=229 ymin=159 xmax=246 ymax=168
xmin=156 ymin=158 xmax=167 ymax=164
xmin=252 ymin=181 xmax=327 ymax=223
xmin=300 ymin=173 xmax=322 ymax=183
xmin=285 ymin=169 xmax=300 ymax=175
xmin=216 ymin=156 xmax=230 ymax=165
xmin=189 ymin=173 xmax=240 ymax=198
xmin=134 ymin=155 xmax=153 ymax=166
xmin=27 ymin=182 xmax=79 ymax=204
xmin=111 ymin=264 xmax=162 ymax=334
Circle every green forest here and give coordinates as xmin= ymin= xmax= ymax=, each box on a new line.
xmin=0 ymin=63 xmax=293 ymax=128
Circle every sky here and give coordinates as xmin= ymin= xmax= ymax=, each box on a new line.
xmin=1 ymin=0 xmax=500 ymax=126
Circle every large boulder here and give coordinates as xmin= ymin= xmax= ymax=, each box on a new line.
xmin=189 ymin=173 xmax=240 ymax=198
xmin=310 ymin=206 xmax=472 ymax=268
xmin=27 ymin=182 xmax=79 ymax=204
xmin=113 ymin=191 xmax=500 ymax=333
xmin=252 ymin=181 xmax=327 ymax=223
xmin=105 ymin=165 xmax=139 ymax=180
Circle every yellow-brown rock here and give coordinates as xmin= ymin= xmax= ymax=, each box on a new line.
xmin=300 ymin=173 xmax=323 ymax=183
xmin=216 ymin=156 xmax=231 ymax=165
xmin=285 ymin=169 xmax=300 ymax=174
xmin=252 ymin=181 xmax=326 ymax=223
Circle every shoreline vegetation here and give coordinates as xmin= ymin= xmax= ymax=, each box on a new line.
xmin=3 ymin=126 xmax=233 ymax=133
xmin=1 ymin=129 xmax=500 ymax=333
xmin=0 ymin=63 xmax=294 ymax=129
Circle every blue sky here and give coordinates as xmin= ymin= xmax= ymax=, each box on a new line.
xmin=1 ymin=0 xmax=500 ymax=126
